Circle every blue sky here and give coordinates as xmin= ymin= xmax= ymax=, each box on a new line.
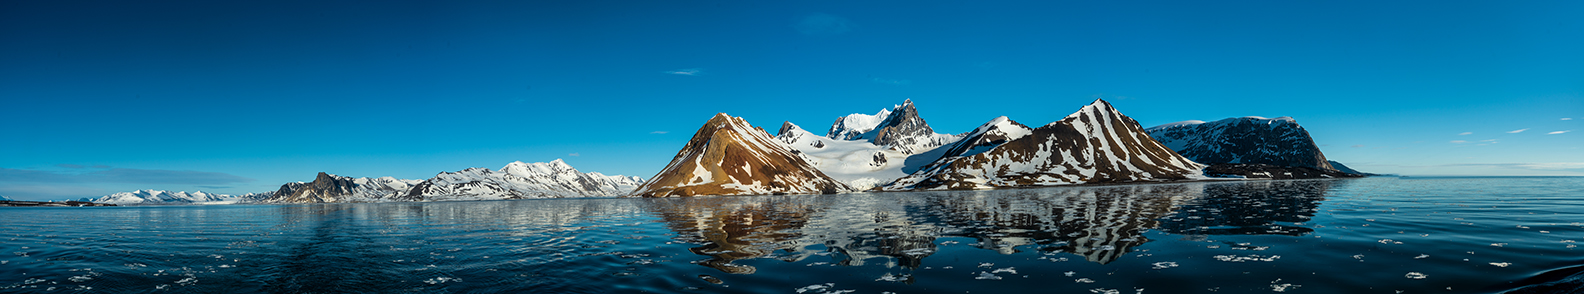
xmin=2 ymin=0 xmax=1580 ymax=200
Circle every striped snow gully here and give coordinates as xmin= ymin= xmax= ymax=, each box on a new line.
xmin=884 ymin=99 xmax=1205 ymax=190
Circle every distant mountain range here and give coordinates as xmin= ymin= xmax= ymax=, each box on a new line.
xmin=91 ymin=98 xmax=1374 ymax=203
xmin=92 ymin=159 xmax=643 ymax=205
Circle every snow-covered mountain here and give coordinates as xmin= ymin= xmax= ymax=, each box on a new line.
xmin=824 ymin=99 xmax=960 ymax=154
xmin=886 ymin=99 xmax=1205 ymax=190
xmin=264 ymin=173 xmax=422 ymax=203
xmin=262 ymin=160 xmax=641 ymax=203
xmin=775 ymin=100 xmax=963 ymax=189
xmin=404 ymin=160 xmax=643 ymax=201
xmin=932 ymin=116 xmax=1033 ymax=160
xmin=1144 ymin=116 xmax=1336 ymax=171
xmin=777 ymin=122 xmax=927 ymax=189
xmin=633 ymin=113 xmax=851 ymax=197
xmin=87 ymin=190 xmax=235 ymax=205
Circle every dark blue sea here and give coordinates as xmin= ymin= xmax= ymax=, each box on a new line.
xmin=4 ymin=177 xmax=1582 ymax=293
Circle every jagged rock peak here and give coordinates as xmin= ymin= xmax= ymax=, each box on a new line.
xmin=1145 ymin=115 xmax=1336 ymax=171
xmin=870 ymin=99 xmax=937 ymax=147
xmin=886 ymin=99 xmax=1204 ymax=190
xmin=778 ymin=121 xmax=801 ymax=138
xmin=632 ymin=113 xmax=851 ymax=197
xmin=824 ymin=99 xmax=958 ymax=154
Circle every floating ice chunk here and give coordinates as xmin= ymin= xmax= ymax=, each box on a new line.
xmin=1151 ymin=262 xmax=1179 ymax=270
xmin=991 ymin=267 xmax=1017 ymax=274
xmin=423 ymin=277 xmax=461 ymax=285
xmin=1065 ymin=271 xmax=1076 ymax=277
xmin=1491 ymin=243 xmax=1507 ymax=247
xmin=1406 ymin=272 xmax=1428 ymax=279
xmin=1090 ymin=288 xmax=1120 ymax=294
xmin=1490 ymin=262 xmax=1511 ymax=267
xmin=978 ymin=262 xmax=995 ymax=268
xmin=1271 ymin=283 xmax=1300 ymax=292
xmin=975 ymin=272 xmax=1003 ymax=280
xmin=1414 ymin=254 xmax=1429 ymax=259
xmin=1214 ymin=255 xmax=1281 ymax=262
xmin=796 ymin=283 xmax=835 ymax=293
xmin=902 ymin=248 xmax=934 ymax=257
xmin=1075 ymin=278 xmax=1095 ymax=283
xmin=876 ymin=273 xmax=910 ymax=282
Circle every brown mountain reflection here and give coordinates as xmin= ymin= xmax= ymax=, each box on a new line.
xmin=645 ymin=196 xmax=824 ymax=274
xmin=645 ymin=180 xmax=1339 ymax=271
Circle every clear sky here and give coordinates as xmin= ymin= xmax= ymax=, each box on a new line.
xmin=2 ymin=0 xmax=1581 ymax=200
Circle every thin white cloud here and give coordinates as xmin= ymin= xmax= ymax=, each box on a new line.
xmin=1563 ymin=118 xmax=1574 ymax=120
xmin=1507 ymin=128 xmax=1529 ymax=133
xmin=1351 ymin=145 xmax=1364 ymax=148
xmin=568 ymin=153 xmax=580 ymax=157
xmin=795 ymin=13 xmax=854 ymax=36
xmin=664 ymin=68 xmax=702 ymax=76
xmin=1442 ymin=162 xmax=1584 ymax=171
xmin=1549 ymin=130 xmax=1571 ymax=135
xmin=650 ymin=131 xmax=668 ymax=134
xmin=871 ymin=77 xmax=911 ymax=85
xmin=1458 ymin=132 xmax=1473 ymax=135
xmin=1450 ymin=140 xmax=1468 ymax=144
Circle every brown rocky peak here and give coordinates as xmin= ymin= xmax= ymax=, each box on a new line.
xmin=633 ymin=113 xmax=850 ymax=197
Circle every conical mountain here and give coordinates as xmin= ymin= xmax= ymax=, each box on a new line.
xmin=633 ymin=113 xmax=851 ymax=197
xmin=886 ymin=99 xmax=1204 ymax=190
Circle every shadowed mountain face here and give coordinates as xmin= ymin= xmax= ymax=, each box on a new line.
xmin=632 ymin=113 xmax=851 ymax=197
xmin=868 ymin=99 xmax=941 ymax=152
xmin=1146 ymin=116 xmax=1337 ymax=171
xmin=887 ymin=99 xmax=1203 ymax=190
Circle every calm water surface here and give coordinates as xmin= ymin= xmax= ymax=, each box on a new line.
xmin=3 ymin=177 xmax=1582 ymax=293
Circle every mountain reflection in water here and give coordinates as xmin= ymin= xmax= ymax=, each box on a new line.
xmin=6 ymin=177 xmax=1579 ymax=293
xmin=647 ymin=180 xmax=1334 ymax=270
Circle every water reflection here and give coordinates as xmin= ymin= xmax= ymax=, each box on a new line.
xmin=647 ymin=196 xmax=822 ymax=274
xmin=1155 ymin=180 xmax=1342 ymax=236
xmin=648 ymin=180 xmax=1340 ymax=272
